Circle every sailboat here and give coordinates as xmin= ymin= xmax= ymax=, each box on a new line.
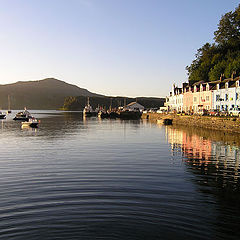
xmin=83 ymin=97 xmax=97 ymax=117
xmin=7 ymin=95 xmax=11 ymax=113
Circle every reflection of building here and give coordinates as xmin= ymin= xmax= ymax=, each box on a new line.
xmin=166 ymin=127 xmax=212 ymax=162
xmin=166 ymin=126 xmax=240 ymax=178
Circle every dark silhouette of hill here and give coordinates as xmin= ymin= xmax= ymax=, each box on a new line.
xmin=0 ymin=78 xmax=102 ymax=109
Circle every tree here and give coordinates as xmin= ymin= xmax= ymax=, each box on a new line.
xmin=186 ymin=4 xmax=240 ymax=82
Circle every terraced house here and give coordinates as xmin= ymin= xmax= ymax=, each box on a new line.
xmin=166 ymin=76 xmax=240 ymax=113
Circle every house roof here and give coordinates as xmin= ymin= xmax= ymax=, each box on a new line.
xmin=127 ymin=102 xmax=144 ymax=107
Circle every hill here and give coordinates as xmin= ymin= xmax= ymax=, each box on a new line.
xmin=0 ymin=78 xmax=102 ymax=109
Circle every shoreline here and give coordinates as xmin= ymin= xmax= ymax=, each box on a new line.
xmin=142 ymin=113 xmax=240 ymax=133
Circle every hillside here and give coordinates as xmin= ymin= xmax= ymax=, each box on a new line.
xmin=0 ymin=78 xmax=102 ymax=109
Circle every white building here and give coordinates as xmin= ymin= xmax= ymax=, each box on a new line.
xmin=213 ymin=78 xmax=240 ymax=111
xmin=165 ymin=83 xmax=186 ymax=112
xmin=125 ymin=102 xmax=144 ymax=111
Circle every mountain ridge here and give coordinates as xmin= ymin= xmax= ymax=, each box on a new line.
xmin=0 ymin=78 xmax=164 ymax=110
xmin=0 ymin=78 xmax=103 ymax=109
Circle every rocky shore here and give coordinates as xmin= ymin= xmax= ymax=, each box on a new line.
xmin=142 ymin=113 xmax=240 ymax=133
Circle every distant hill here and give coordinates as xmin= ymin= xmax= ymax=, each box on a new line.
xmin=62 ymin=96 xmax=165 ymax=111
xmin=0 ymin=78 xmax=102 ymax=109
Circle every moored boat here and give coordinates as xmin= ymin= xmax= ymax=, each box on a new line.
xmin=0 ymin=112 xmax=6 ymax=119
xmin=98 ymin=111 xmax=109 ymax=119
xmin=21 ymin=117 xmax=39 ymax=128
xmin=83 ymin=98 xmax=98 ymax=117
xmin=13 ymin=108 xmax=31 ymax=121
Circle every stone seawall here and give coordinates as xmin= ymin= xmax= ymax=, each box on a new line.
xmin=142 ymin=113 xmax=240 ymax=133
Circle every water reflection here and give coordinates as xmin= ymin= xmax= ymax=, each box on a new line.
xmin=166 ymin=125 xmax=240 ymax=239
xmin=166 ymin=126 xmax=240 ymax=181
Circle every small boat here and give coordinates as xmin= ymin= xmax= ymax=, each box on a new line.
xmin=21 ymin=117 xmax=39 ymax=128
xmin=98 ymin=111 xmax=109 ymax=119
xmin=0 ymin=112 xmax=6 ymax=119
xmin=83 ymin=98 xmax=97 ymax=117
xmin=13 ymin=108 xmax=31 ymax=121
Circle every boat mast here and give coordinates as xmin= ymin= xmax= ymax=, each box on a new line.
xmin=8 ymin=95 xmax=10 ymax=110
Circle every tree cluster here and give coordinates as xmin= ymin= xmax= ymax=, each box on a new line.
xmin=62 ymin=96 xmax=165 ymax=111
xmin=186 ymin=4 xmax=240 ymax=83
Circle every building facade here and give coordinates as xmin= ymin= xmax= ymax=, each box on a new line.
xmin=166 ymin=76 xmax=240 ymax=113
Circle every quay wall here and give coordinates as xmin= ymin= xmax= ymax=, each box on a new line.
xmin=142 ymin=113 xmax=240 ymax=133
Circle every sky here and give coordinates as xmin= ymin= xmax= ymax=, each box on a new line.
xmin=0 ymin=0 xmax=239 ymax=97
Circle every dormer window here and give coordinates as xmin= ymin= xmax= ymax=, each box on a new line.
xmin=237 ymin=81 xmax=239 ymax=87
xmin=194 ymin=86 xmax=197 ymax=93
xmin=200 ymin=85 xmax=203 ymax=92
xmin=225 ymin=82 xmax=228 ymax=89
xmin=206 ymin=84 xmax=209 ymax=91
xmin=217 ymin=84 xmax=219 ymax=90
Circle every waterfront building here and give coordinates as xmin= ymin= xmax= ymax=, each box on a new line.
xmin=166 ymin=76 xmax=240 ymax=113
xmin=182 ymin=85 xmax=193 ymax=113
xmin=165 ymin=83 xmax=185 ymax=112
xmin=167 ymin=82 xmax=213 ymax=113
xmin=125 ymin=102 xmax=144 ymax=111
xmin=191 ymin=82 xmax=213 ymax=113
xmin=213 ymin=77 xmax=240 ymax=111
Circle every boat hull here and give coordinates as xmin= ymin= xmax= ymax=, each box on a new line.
xmin=118 ymin=111 xmax=142 ymax=120
xmin=14 ymin=117 xmax=29 ymax=121
xmin=83 ymin=111 xmax=97 ymax=117
xmin=22 ymin=122 xmax=39 ymax=128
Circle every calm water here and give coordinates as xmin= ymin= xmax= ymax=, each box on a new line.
xmin=0 ymin=111 xmax=240 ymax=240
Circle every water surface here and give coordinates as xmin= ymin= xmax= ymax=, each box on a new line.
xmin=0 ymin=111 xmax=239 ymax=239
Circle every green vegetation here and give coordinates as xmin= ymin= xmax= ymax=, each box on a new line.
xmin=62 ymin=96 xmax=165 ymax=111
xmin=186 ymin=4 xmax=240 ymax=83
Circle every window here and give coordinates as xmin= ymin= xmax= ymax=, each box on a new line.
xmin=217 ymin=84 xmax=219 ymax=90
xmin=236 ymin=93 xmax=239 ymax=100
xmin=216 ymin=94 xmax=220 ymax=101
xmin=206 ymin=84 xmax=209 ymax=91
xmin=237 ymin=81 xmax=239 ymax=87
xmin=194 ymin=97 xmax=197 ymax=102
xmin=225 ymin=94 xmax=228 ymax=101
xmin=206 ymin=96 xmax=209 ymax=101
xmin=225 ymin=83 xmax=228 ymax=89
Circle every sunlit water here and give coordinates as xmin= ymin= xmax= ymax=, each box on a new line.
xmin=0 ymin=111 xmax=240 ymax=240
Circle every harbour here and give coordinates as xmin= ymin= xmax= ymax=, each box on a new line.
xmin=0 ymin=111 xmax=240 ymax=239
xmin=1 ymin=1 xmax=240 ymax=239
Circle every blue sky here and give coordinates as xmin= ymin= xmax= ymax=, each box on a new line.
xmin=0 ymin=0 xmax=239 ymax=97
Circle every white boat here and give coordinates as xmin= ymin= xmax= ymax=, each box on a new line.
xmin=83 ymin=98 xmax=97 ymax=117
xmin=21 ymin=118 xmax=39 ymax=128
xmin=13 ymin=108 xmax=31 ymax=121
xmin=0 ymin=112 xmax=6 ymax=119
